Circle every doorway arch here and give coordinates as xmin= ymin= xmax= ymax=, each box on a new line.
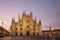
xmin=26 ymin=31 xmax=29 ymax=36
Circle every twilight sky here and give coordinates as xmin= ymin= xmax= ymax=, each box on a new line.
xmin=0 ymin=0 xmax=60 ymax=31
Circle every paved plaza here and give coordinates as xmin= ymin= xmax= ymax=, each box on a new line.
xmin=0 ymin=36 xmax=60 ymax=40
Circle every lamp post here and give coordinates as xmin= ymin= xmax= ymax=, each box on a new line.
xmin=1 ymin=21 xmax=4 ymax=28
xmin=0 ymin=21 xmax=4 ymax=28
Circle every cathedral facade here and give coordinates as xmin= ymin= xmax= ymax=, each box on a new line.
xmin=10 ymin=12 xmax=42 ymax=36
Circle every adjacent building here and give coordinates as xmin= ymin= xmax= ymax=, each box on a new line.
xmin=0 ymin=26 xmax=9 ymax=37
xmin=42 ymin=27 xmax=60 ymax=36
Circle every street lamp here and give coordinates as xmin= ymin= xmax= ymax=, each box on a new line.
xmin=1 ymin=21 xmax=4 ymax=27
xmin=0 ymin=21 xmax=5 ymax=28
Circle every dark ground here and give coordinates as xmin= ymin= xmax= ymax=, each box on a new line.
xmin=0 ymin=36 xmax=60 ymax=40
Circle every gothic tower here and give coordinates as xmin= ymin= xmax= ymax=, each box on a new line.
xmin=10 ymin=17 xmax=16 ymax=36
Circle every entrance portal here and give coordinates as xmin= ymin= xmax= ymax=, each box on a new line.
xmin=27 ymin=31 xmax=29 ymax=36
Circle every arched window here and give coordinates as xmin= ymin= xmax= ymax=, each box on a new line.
xmin=33 ymin=28 xmax=35 ymax=30
xmin=16 ymin=28 xmax=17 ymax=30
xmin=33 ymin=25 xmax=35 ymax=27
xmin=20 ymin=28 xmax=22 ymax=30
xmin=27 ymin=19 xmax=29 ymax=23
xmin=27 ymin=25 xmax=29 ymax=28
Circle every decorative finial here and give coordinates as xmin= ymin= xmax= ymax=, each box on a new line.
xmin=39 ymin=20 xmax=41 ymax=25
xmin=12 ymin=17 xmax=15 ymax=23
xmin=30 ymin=11 xmax=33 ymax=17
xmin=22 ymin=11 xmax=26 ymax=16
xmin=18 ymin=14 xmax=20 ymax=21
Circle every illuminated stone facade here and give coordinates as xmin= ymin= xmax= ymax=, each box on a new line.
xmin=10 ymin=12 xmax=42 ymax=36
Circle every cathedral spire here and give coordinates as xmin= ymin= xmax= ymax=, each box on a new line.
xmin=39 ymin=20 xmax=41 ymax=26
xmin=35 ymin=16 xmax=37 ymax=23
xmin=11 ymin=17 xmax=15 ymax=24
xmin=30 ymin=11 xmax=33 ymax=17
xmin=22 ymin=11 xmax=26 ymax=16
xmin=18 ymin=14 xmax=20 ymax=21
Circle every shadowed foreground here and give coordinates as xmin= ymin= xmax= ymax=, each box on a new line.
xmin=0 ymin=36 xmax=60 ymax=40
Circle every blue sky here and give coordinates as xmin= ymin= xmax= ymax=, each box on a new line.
xmin=0 ymin=0 xmax=60 ymax=31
